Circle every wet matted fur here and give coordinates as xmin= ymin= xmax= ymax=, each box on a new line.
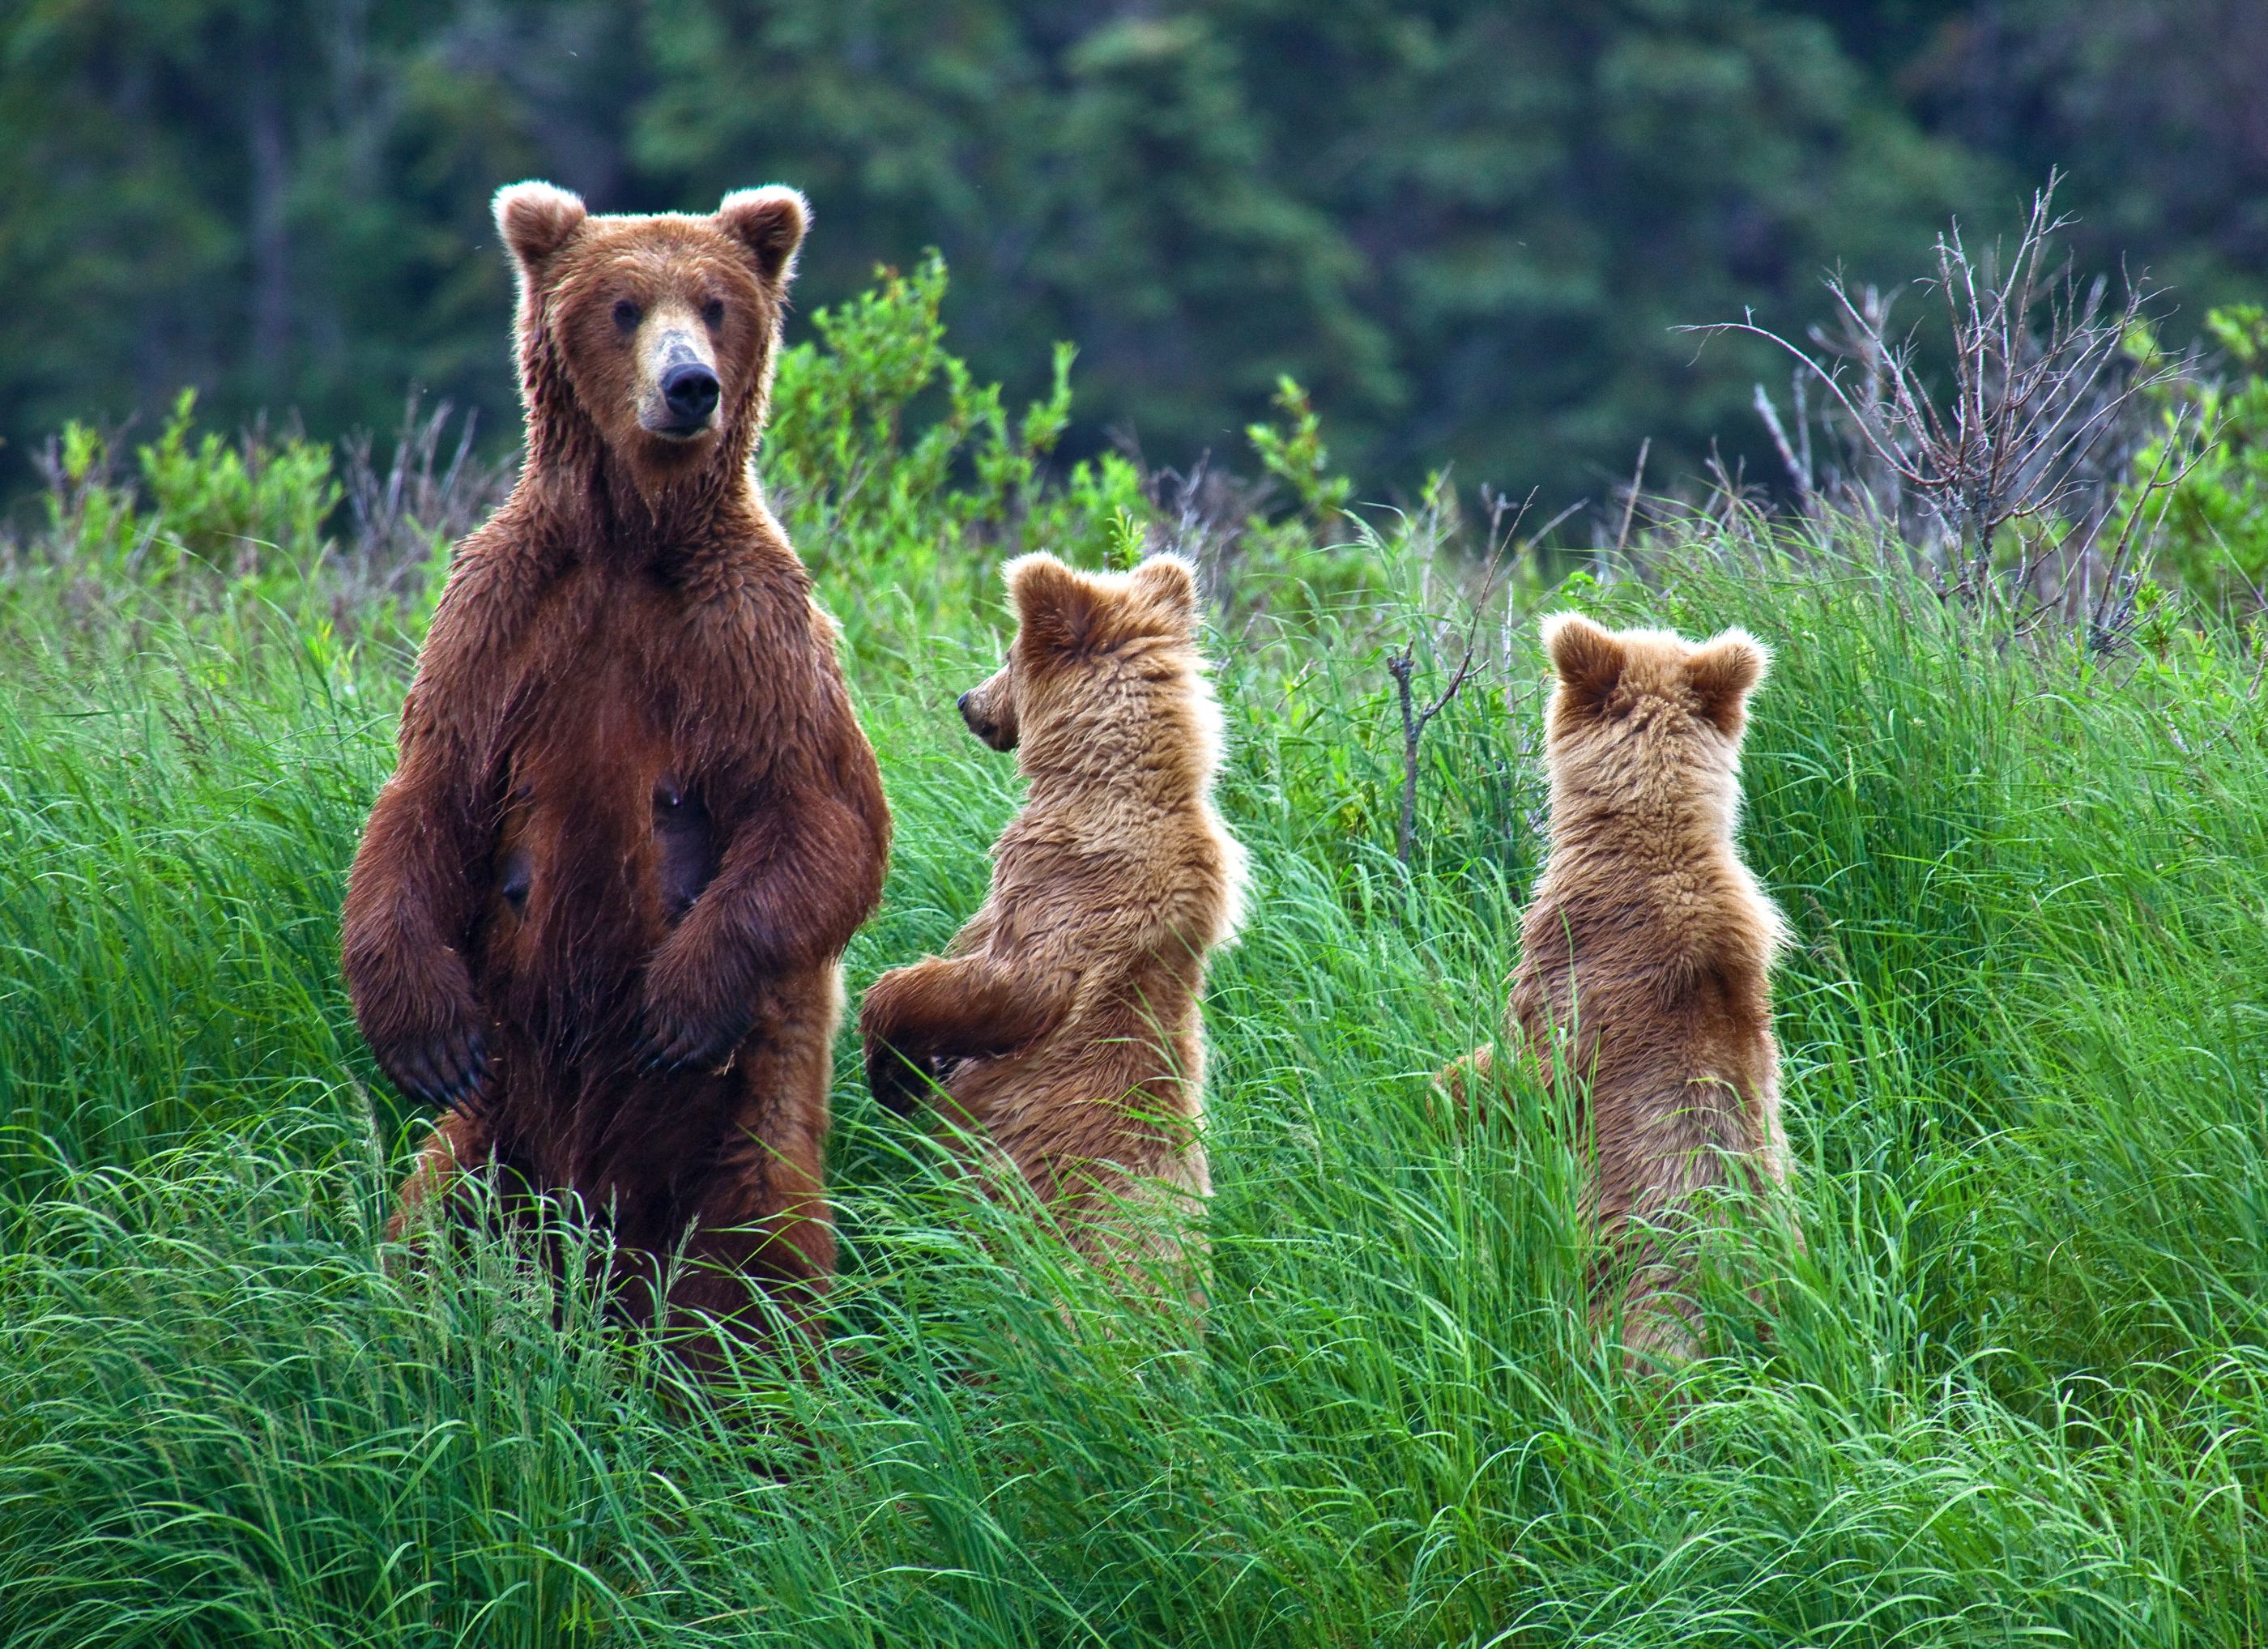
xmin=343 ymin=181 xmax=889 ymax=1355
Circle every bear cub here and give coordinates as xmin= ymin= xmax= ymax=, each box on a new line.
xmin=859 ymin=552 xmax=1246 ymax=1286
xmin=1457 ymin=613 xmax=1788 ymax=1361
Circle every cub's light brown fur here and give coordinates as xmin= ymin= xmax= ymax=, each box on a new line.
xmin=1456 ymin=613 xmax=1788 ymax=1360
xmin=859 ymin=553 xmax=1246 ymax=1284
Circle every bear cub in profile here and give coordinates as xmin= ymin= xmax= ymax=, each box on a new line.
xmin=859 ymin=552 xmax=1246 ymax=1285
xmin=1456 ymin=613 xmax=1788 ymax=1361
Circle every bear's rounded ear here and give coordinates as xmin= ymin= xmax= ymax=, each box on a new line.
xmin=1541 ymin=612 xmax=1626 ymax=713
xmin=1006 ymin=552 xmax=1100 ymax=664
xmin=493 ymin=181 xmax=587 ymax=274
xmin=717 ymin=186 xmax=810 ymax=288
xmin=1131 ymin=554 xmax=1200 ymax=633
xmin=1686 ymin=628 xmax=1769 ymax=735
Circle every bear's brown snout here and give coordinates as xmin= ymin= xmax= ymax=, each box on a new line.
xmin=957 ymin=662 xmax=1019 ymax=752
xmin=637 ymin=323 xmax=724 ymax=441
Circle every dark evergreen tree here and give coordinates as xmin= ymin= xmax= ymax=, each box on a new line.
xmin=0 ymin=0 xmax=2257 ymax=509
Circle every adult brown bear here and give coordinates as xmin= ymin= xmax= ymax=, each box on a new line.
xmin=343 ymin=181 xmax=889 ymax=1352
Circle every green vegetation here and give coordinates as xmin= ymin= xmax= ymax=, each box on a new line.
xmin=6 ymin=1 xmax=2265 ymax=508
xmin=3 ymin=269 xmax=2267 ymax=1646
xmin=2120 ymin=305 xmax=2268 ymax=605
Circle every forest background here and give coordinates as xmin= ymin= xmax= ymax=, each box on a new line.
xmin=5 ymin=0 xmax=2265 ymax=513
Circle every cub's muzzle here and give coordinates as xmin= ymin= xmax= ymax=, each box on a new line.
xmin=957 ymin=689 xmax=1016 ymax=752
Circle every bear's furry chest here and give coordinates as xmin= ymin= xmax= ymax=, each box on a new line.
xmin=475 ymin=571 xmax=752 ymax=963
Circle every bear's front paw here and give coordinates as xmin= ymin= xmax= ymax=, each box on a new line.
xmin=864 ymin=1039 xmax=938 ymax=1117
xmin=635 ymin=995 xmax=754 ymax=1075
xmin=374 ymin=1017 xmax=491 ymax=1108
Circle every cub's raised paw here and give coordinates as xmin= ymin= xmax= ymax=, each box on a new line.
xmin=864 ymin=1042 xmax=940 ymax=1117
xmin=1429 ymin=1043 xmax=1498 ymax=1123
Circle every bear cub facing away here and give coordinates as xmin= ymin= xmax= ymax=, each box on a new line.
xmin=1455 ymin=613 xmax=1788 ymax=1361
xmin=343 ymin=181 xmax=889 ymax=1350
xmin=859 ymin=553 xmax=1246 ymax=1285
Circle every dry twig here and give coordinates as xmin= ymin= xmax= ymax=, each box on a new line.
xmin=1388 ymin=492 xmax=1520 ymax=865
xmin=339 ymin=391 xmax=513 ymax=597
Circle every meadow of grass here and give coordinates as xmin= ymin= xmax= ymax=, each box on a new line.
xmin=2 ymin=275 xmax=2266 ymax=1646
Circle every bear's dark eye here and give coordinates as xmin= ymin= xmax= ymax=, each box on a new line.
xmin=701 ymin=297 xmax=725 ymax=327
xmin=612 ymin=298 xmax=642 ymax=333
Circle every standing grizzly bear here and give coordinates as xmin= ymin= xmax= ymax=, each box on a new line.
xmin=343 ymin=180 xmax=889 ymax=1348
xmin=858 ymin=553 xmax=1245 ymax=1286
xmin=1452 ymin=613 xmax=1788 ymax=1361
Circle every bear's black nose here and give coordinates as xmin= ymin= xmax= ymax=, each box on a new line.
xmin=957 ymin=692 xmax=971 ymax=713
xmin=660 ymin=362 xmax=719 ymax=426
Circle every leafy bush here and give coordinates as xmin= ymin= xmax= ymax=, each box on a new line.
xmin=764 ymin=254 xmax=1142 ymax=590
xmin=36 ymin=390 xmax=339 ymax=579
xmin=2119 ymin=305 xmax=2268 ymax=605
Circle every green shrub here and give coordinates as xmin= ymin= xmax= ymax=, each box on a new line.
xmin=763 ymin=254 xmax=1132 ymax=594
xmin=38 ymin=389 xmax=341 ymax=582
xmin=137 ymin=390 xmax=341 ymax=572
xmin=757 ymin=259 xmax=1406 ymax=652
xmin=2119 ymin=305 xmax=2268 ymax=604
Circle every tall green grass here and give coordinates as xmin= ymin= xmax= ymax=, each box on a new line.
xmin=2 ymin=273 xmax=2265 ymax=1640
xmin=2 ymin=526 xmax=2262 ymax=1645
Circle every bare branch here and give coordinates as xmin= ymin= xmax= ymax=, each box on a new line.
xmin=1389 ymin=505 xmax=1516 ymax=867
xmin=1612 ymin=438 xmax=1650 ymax=563
xmin=1695 ymin=177 xmax=2174 ymax=614
xmin=1752 ymin=382 xmax=1814 ymax=505
xmin=1683 ymin=313 xmax=1930 ymax=485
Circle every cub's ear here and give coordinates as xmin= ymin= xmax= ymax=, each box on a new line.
xmin=493 ymin=181 xmax=586 ymax=273
xmin=717 ymin=186 xmax=810 ymax=287
xmin=1686 ymin=628 xmax=1769 ymax=735
xmin=1130 ymin=554 xmax=1200 ymax=633
xmin=1006 ymin=552 xmax=1101 ymax=664
xmin=1541 ymin=612 xmax=1626 ymax=713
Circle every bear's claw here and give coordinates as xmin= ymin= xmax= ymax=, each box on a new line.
xmin=634 ymin=1008 xmax=751 ymax=1075
xmin=383 ymin=1025 xmax=489 ymax=1108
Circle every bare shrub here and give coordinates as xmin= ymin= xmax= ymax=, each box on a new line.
xmin=1695 ymin=181 xmax=2199 ymax=619
xmin=1145 ymin=453 xmax=1268 ymax=612
xmin=337 ymin=393 xmax=514 ymax=602
xmin=1387 ymin=486 xmax=1519 ymax=866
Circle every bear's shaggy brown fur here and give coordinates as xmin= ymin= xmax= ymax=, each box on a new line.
xmin=858 ymin=553 xmax=1245 ymax=1283
xmin=342 ymin=181 xmax=889 ymax=1348
xmin=1455 ymin=613 xmax=1788 ymax=1361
